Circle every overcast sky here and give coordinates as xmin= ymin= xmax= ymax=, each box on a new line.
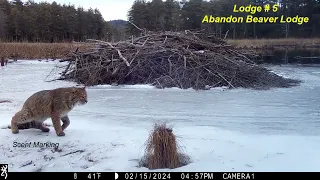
xmin=23 ymin=0 xmax=134 ymax=21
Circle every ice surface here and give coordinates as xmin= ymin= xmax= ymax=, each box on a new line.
xmin=0 ymin=60 xmax=319 ymax=172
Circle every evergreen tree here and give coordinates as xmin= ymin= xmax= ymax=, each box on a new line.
xmin=0 ymin=0 xmax=113 ymax=42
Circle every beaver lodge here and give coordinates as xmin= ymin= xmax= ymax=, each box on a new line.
xmin=57 ymin=30 xmax=300 ymax=90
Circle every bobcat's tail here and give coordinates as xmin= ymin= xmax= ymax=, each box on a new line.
xmin=7 ymin=121 xmax=39 ymax=130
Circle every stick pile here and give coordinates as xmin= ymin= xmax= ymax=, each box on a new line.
xmin=58 ymin=31 xmax=300 ymax=90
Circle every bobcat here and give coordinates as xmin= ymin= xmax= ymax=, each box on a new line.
xmin=10 ymin=86 xmax=87 ymax=136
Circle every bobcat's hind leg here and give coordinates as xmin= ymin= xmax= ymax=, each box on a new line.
xmin=11 ymin=119 xmax=19 ymax=134
xmin=11 ymin=110 xmax=32 ymax=134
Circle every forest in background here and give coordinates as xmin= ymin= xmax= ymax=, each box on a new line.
xmin=127 ymin=0 xmax=320 ymax=38
xmin=0 ymin=0 xmax=116 ymax=42
xmin=0 ymin=0 xmax=319 ymax=43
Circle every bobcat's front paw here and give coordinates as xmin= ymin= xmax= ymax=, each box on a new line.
xmin=56 ymin=131 xmax=65 ymax=136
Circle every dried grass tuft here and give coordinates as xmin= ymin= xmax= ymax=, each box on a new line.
xmin=0 ymin=42 xmax=92 ymax=60
xmin=139 ymin=122 xmax=190 ymax=169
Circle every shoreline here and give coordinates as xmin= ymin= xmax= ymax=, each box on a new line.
xmin=227 ymin=38 xmax=320 ymax=49
xmin=1 ymin=38 xmax=320 ymax=59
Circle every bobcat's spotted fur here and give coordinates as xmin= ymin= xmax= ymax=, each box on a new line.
xmin=10 ymin=87 xmax=87 ymax=136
